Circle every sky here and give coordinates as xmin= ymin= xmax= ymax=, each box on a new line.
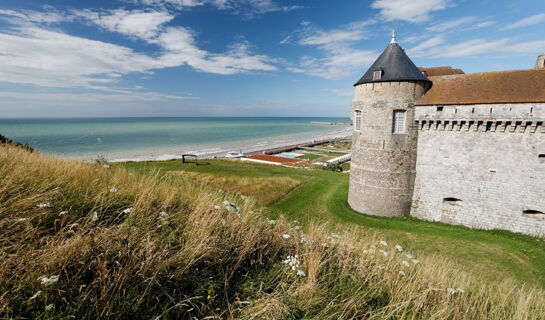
xmin=0 ymin=0 xmax=544 ymax=118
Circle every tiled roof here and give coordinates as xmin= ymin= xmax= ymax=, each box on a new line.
xmin=354 ymin=42 xmax=431 ymax=86
xmin=416 ymin=69 xmax=545 ymax=106
xmin=419 ymin=66 xmax=464 ymax=77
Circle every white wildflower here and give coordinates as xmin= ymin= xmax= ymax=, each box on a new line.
xmin=249 ymin=210 xmax=254 ymax=214
xmin=109 ymin=187 xmax=118 ymax=193
xmin=267 ymin=219 xmax=276 ymax=225
xmin=221 ymin=219 xmax=227 ymax=227
xmin=159 ymin=211 xmax=168 ymax=217
xmin=405 ymin=253 xmax=413 ymax=259
xmin=411 ymin=259 xmax=420 ymax=264
xmin=122 ymin=207 xmax=133 ymax=214
xmin=363 ymin=249 xmax=369 ymax=254
xmin=237 ymin=213 xmax=243 ymax=219
xmin=18 ymin=218 xmax=29 ymax=222
xmin=296 ymin=270 xmax=306 ymax=277
xmin=59 ymin=211 xmax=67 ymax=216
xmin=370 ymin=245 xmax=376 ymax=249
xmin=379 ymin=249 xmax=388 ymax=257
xmin=399 ymin=270 xmax=406 ymax=276
xmin=377 ymin=265 xmax=386 ymax=270
xmin=225 ymin=205 xmax=234 ymax=212
xmin=37 ymin=203 xmax=51 ymax=208
xmin=321 ymin=242 xmax=329 ymax=248
xmin=91 ymin=211 xmax=99 ymax=222
xmin=241 ymin=195 xmax=248 ymax=200
xmin=214 ymin=205 xmax=221 ymax=210
xmin=402 ymin=260 xmax=410 ymax=267
xmin=38 ymin=275 xmax=59 ymax=286
xmin=380 ymin=240 xmax=388 ymax=246
xmin=103 ymin=164 xmax=110 ymax=169
xmin=45 ymin=304 xmax=54 ymax=311
xmin=446 ymin=287 xmax=464 ymax=294
xmin=223 ymin=200 xmax=230 ymax=206
xmin=282 ymin=234 xmax=291 ymax=239
xmin=294 ymin=225 xmax=301 ymax=230
xmin=395 ymin=245 xmax=403 ymax=252
xmin=29 ymin=290 xmax=42 ymax=300
xmin=300 ymin=234 xmax=309 ymax=244
xmin=283 ymin=255 xmax=300 ymax=271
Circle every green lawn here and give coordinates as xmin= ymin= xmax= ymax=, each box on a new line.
xmin=120 ymin=159 xmax=545 ymax=287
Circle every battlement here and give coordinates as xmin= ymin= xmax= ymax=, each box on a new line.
xmin=414 ymin=103 xmax=545 ymax=133
xmin=416 ymin=119 xmax=545 ymax=133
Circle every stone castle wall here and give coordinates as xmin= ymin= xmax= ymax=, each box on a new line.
xmin=348 ymin=81 xmax=428 ymax=217
xmin=411 ymin=103 xmax=545 ymax=237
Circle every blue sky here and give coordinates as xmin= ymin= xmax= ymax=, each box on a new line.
xmin=0 ymin=0 xmax=544 ymax=118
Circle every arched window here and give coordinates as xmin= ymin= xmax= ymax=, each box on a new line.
xmin=392 ymin=110 xmax=406 ymax=134
xmin=354 ymin=110 xmax=362 ymax=131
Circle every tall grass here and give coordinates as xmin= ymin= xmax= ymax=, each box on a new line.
xmin=171 ymin=171 xmax=301 ymax=206
xmin=1 ymin=144 xmax=544 ymax=319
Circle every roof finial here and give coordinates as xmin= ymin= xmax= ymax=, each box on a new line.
xmin=390 ymin=29 xmax=396 ymax=44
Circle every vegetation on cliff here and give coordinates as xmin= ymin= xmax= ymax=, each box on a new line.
xmin=1 ymin=144 xmax=545 ymax=319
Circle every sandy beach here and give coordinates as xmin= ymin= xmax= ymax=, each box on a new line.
xmin=105 ymin=127 xmax=352 ymax=162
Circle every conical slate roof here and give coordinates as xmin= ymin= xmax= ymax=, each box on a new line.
xmin=354 ymin=40 xmax=431 ymax=86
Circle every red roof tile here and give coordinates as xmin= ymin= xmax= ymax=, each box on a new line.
xmin=416 ymin=69 xmax=545 ymax=106
xmin=419 ymin=66 xmax=464 ymax=77
xmin=246 ymin=155 xmax=300 ymax=164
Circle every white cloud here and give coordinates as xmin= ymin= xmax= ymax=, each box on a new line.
xmin=283 ymin=20 xmax=378 ymax=79
xmin=73 ymin=9 xmax=175 ymax=39
xmin=134 ymin=0 xmax=303 ymax=18
xmin=426 ymin=16 xmax=477 ymax=32
xmin=0 ymin=7 xmax=67 ymax=24
xmin=371 ymin=0 xmax=451 ymax=23
xmin=409 ymin=37 xmax=545 ymax=59
xmin=503 ymin=13 xmax=545 ymax=30
xmin=325 ymin=88 xmax=353 ymax=97
xmin=0 ymin=90 xmax=196 ymax=102
xmin=0 ymin=8 xmax=277 ymax=89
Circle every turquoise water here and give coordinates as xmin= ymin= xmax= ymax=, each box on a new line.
xmin=0 ymin=117 xmax=350 ymax=160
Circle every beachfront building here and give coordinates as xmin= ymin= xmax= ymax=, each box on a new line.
xmin=349 ymin=32 xmax=545 ymax=237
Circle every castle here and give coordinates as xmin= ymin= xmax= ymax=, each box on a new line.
xmin=348 ymin=32 xmax=545 ymax=237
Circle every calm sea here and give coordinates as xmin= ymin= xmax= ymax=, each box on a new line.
xmin=0 ymin=117 xmax=351 ymax=160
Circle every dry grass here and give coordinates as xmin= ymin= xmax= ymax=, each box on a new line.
xmin=1 ymin=143 xmax=545 ymax=319
xmin=170 ymin=171 xmax=301 ymax=206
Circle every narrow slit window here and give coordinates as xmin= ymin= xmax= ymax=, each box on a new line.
xmin=392 ymin=110 xmax=406 ymax=134
xmin=354 ymin=110 xmax=362 ymax=131
xmin=443 ymin=197 xmax=463 ymax=205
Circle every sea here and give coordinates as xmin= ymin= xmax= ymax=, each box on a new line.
xmin=0 ymin=117 xmax=351 ymax=161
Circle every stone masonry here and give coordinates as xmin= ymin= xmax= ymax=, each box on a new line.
xmin=348 ymin=81 xmax=429 ymax=217
xmin=410 ymin=104 xmax=545 ymax=237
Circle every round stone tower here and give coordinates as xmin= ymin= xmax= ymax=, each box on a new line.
xmin=348 ymin=32 xmax=432 ymax=217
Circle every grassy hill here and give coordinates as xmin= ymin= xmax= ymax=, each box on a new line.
xmin=124 ymin=158 xmax=545 ymax=287
xmin=2 ymin=144 xmax=545 ymax=319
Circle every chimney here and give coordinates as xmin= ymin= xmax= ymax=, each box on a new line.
xmin=536 ymin=54 xmax=545 ymax=70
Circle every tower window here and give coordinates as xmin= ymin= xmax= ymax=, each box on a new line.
xmin=354 ymin=110 xmax=362 ymax=131
xmin=373 ymin=70 xmax=382 ymax=80
xmin=392 ymin=110 xmax=406 ymax=134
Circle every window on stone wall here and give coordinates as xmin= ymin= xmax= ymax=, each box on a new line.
xmin=392 ymin=110 xmax=406 ymax=134
xmin=373 ymin=70 xmax=382 ymax=80
xmin=354 ymin=110 xmax=362 ymax=131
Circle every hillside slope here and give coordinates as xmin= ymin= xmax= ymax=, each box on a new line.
xmin=1 ymin=144 xmax=544 ymax=319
